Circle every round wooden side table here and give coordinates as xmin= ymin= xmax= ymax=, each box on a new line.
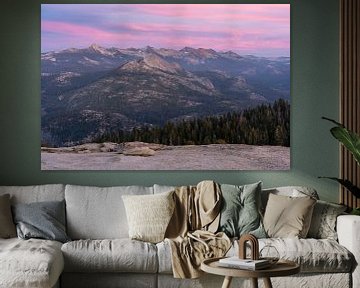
xmin=201 ymin=257 xmax=300 ymax=288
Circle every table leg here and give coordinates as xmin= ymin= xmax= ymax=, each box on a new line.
xmin=251 ymin=278 xmax=258 ymax=288
xmin=263 ymin=277 xmax=273 ymax=288
xmin=221 ymin=276 xmax=233 ymax=288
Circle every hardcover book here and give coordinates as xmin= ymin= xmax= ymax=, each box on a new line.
xmin=218 ymin=257 xmax=271 ymax=270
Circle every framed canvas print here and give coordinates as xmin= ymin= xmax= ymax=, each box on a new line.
xmin=41 ymin=4 xmax=290 ymax=170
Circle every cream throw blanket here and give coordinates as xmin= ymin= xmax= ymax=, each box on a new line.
xmin=165 ymin=181 xmax=231 ymax=278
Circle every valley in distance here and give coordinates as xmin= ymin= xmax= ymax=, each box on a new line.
xmin=41 ymin=44 xmax=290 ymax=170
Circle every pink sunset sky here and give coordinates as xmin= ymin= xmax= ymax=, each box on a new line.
xmin=41 ymin=4 xmax=290 ymax=57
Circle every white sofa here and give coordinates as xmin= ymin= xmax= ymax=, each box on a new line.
xmin=0 ymin=184 xmax=359 ymax=288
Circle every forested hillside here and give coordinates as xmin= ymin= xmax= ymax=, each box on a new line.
xmin=95 ymin=99 xmax=290 ymax=147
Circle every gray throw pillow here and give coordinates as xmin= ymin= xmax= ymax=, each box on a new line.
xmin=0 ymin=194 xmax=17 ymax=238
xmin=218 ymin=182 xmax=266 ymax=238
xmin=12 ymin=200 xmax=70 ymax=243
xmin=307 ymin=200 xmax=347 ymax=240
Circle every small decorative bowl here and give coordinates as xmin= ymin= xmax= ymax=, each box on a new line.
xmin=259 ymin=245 xmax=280 ymax=265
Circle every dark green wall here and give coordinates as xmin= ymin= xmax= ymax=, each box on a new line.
xmin=0 ymin=0 xmax=340 ymax=202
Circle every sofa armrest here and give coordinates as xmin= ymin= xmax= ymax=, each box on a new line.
xmin=337 ymin=215 xmax=360 ymax=288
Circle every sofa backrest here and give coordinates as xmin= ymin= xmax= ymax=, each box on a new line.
xmin=153 ymin=184 xmax=176 ymax=194
xmin=154 ymin=183 xmax=320 ymax=212
xmin=0 ymin=184 xmax=320 ymax=240
xmin=65 ymin=184 xmax=154 ymax=240
xmin=0 ymin=184 xmax=65 ymax=204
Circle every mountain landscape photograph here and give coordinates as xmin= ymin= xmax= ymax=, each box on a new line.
xmin=41 ymin=4 xmax=290 ymax=170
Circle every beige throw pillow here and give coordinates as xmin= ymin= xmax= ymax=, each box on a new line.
xmin=0 ymin=194 xmax=17 ymax=238
xmin=263 ymin=193 xmax=316 ymax=238
xmin=122 ymin=191 xmax=175 ymax=243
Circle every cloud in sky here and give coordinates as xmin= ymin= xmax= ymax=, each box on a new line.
xmin=41 ymin=4 xmax=290 ymax=57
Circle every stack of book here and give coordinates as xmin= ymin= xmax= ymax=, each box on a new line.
xmin=218 ymin=257 xmax=271 ymax=270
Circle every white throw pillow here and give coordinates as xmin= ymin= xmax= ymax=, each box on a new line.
xmin=122 ymin=191 xmax=175 ymax=243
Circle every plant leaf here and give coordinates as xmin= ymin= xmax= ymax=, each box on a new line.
xmin=319 ymin=177 xmax=360 ymax=198
xmin=330 ymin=126 xmax=360 ymax=165
xmin=322 ymin=116 xmax=360 ymax=165
xmin=321 ymin=116 xmax=345 ymax=128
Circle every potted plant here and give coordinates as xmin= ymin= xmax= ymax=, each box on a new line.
xmin=320 ymin=117 xmax=360 ymax=215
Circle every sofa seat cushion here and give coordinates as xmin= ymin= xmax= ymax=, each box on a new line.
xmin=157 ymin=238 xmax=354 ymax=274
xmin=62 ymin=239 xmax=158 ymax=273
xmin=0 ymin=238 xmax=64 ymax=288
xmin=261 ymin=238 xmax=353 ymax=272
xmin=232 ymin=238 xmax=353 ymax=273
